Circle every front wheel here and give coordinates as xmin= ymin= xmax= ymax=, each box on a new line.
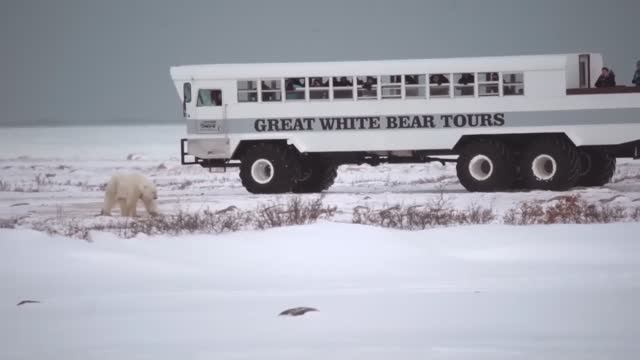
xmin=519 ymin=137 xmax=580 ymax=191
xmin=293 ymin=158 xmax=338 ymax=193
xmin=239 ymin=143 xmax=300 ymax=194
xmin=456 ymin=139 xmax=516 ymax=192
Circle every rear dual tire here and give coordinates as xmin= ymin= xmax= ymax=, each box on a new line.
xmin=457 ymin=136 xmax=588 ymax=192
xmin=519 ymin=137 xmax=581 ymax=191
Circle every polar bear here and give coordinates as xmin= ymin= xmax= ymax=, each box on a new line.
xmin=101 ymin=172 xmax=159 ymax=217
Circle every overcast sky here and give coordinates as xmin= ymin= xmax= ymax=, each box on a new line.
xmin=0 ymin=0 xmax=638 ymax=126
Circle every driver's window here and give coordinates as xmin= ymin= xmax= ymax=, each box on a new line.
xmin=197 ymin=89 xmax=222 ymax=107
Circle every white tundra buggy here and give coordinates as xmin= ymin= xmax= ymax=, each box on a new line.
xmin=170 ymin=53 xmax=640 ymax=193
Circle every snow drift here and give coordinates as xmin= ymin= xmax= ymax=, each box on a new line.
xmin=2 ymin=222 xmax=640 ymax=359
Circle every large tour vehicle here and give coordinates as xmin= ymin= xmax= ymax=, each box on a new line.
xmin=170 ymin=53 xmax=640 ymax=193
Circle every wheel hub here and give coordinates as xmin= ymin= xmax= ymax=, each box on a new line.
xmin=251 ymin=159 xmax=274 ymax=184
xmin=531 ymin=154 xmax=557 ymax=181
xmin=468 ymin=155 xmax=494 ymax=181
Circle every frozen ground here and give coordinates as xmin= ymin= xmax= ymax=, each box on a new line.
xmin=2 ymin=125 xmax=640 ymax=226
xmin=2 ymin=222 xmax=640 ymax=359
xmin=1 ymin=125 xmax=640 ymax=359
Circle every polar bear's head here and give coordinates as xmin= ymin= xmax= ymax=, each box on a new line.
xmin=139 ymin=182 xmax=159 ymax=216
xmin=140 ymin=183 xmax=158 ymax=201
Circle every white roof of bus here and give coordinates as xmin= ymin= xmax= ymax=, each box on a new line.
xmin=170 ymin=53 xmax=582 ymax=80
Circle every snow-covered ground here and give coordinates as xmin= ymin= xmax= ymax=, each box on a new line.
xmin=1 ymin=125 xmax=640 ymax=359
xmin=2 ymin=223 xmax=640 ymax=359
xmin=2 ymin=125 xmax=640 ymax=226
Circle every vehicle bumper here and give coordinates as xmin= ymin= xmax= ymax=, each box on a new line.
xmin=180 ymin=138 xmax=238 ymax=168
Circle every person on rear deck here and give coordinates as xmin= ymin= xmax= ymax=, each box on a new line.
xmin=632 ymin=61 xmax=640 ymax=87
xmin=595 ymin=67 xmax=616 ymax=87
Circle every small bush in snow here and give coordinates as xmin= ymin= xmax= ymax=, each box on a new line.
xmin=352 ymin=195 xmax=495 ymax=230
xmin=0 ymin=218 xmax=18 ymax=229
xmin=37 ymin=196 xmax=337 ymax=239
xmin=254 ymin=196 xmax=337 ymax=230
xmin=504 ymin=195 xmax=627 ymax=225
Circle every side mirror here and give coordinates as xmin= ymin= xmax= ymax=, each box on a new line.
xmin=182 ymin=82 xmax=191 ymax=118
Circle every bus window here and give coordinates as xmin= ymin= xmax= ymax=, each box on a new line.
xmin=197 ymin=89 xmax=222 ymax=107
xmin=429 ymin=74 xmax=450 ymax=97
xmin=357 ymin=76 xmax=378 ymax=100
xmin=503 ymin=73 xmax=524 ymax=96
xmin=309 ymin=77 xmax=329 ymax=100
xmin=261 ymin=79 xmax=282 ymax=102
xmin=332 ymin=76 xmax=353 ymax=100
xmin=404 ymin=74 xmax=426 ymax=98
xmin=454 ymin=73 xmax=475 ymax=97
xmin=285 ymin=77 xmax=306 ymax=101
xmin=478 ymin=72 xmax=499 ymax=97
xmin=238 ymin=80 xmax=258 ymax=102
xmin=381 ymin=75 xmax=402 ymax=99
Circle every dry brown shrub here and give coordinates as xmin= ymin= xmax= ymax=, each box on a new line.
xmin=504 ymin=195 xmax=627 ymax=225
xmin=352 ymin=195 xmax=495 ymax=230
xmin=31 ymin=196 xmax=336 ymax=239
xmin=254 ymin=196 xmax=337 ymax=230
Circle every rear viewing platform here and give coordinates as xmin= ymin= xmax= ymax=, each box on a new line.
xmin=567 ymin=86 xmax=640 ymax=95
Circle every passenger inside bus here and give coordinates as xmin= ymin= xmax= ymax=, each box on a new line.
xmin=333 ymin=77 xmax=352 ymax=87
xmin=430 ymin=74 xmax=449 ymax=85
xmin=633 ymin=61 xmax=640 ymax=87
xmin=458 ymin=73 xmax=475 ymax=85
xmin=595 ymin=67 xmax=616 ymax=87
xmin=311 ymin=77 xmax=329 ymax=87
xmin=357 ymin=76 xmax=377 ymax=89
xmin=405 ymin=75 xmax=419 ymax=84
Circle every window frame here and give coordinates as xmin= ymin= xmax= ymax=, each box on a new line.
xmin=196 ymin=88 xmax=223 ymax=107
xmin=285 ymin=77 xmax=307 ymax=102
xmin=403 ymin=74 xmax=427 ymax=99
xmin=356 ymin=75 xmax=379 ymax=101
xmin=231 ymin=69 xmax=526 ymax=103
xmin=453 ymin=73 xmax=476 ymax=98
xmin=381 ymin=75 xmax=402 ymax=100
xmin=477 ymin=72 xmax=500 ymax=97
xmin=260 ymin=78 xmax=283 ymax=103
xmin=428 ymin=73 xmax=451 ymax=99
xmin=237 ymin=79 xmax=258 ymax=103
xmin=331 ymin=76 xmax=355 ymax=101
xmin=502 ymin=72 xmax=525 ymax=96
xmin=309 ymin=76 xmax=330 ymax=101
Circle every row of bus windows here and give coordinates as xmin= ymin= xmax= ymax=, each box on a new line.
xmin=237 ymin=72 xmax=524 ymax=102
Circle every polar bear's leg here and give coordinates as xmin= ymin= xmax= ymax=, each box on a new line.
xmin=102 ymin=193 xmax=116 ymax=216
xmin=101 ymin=177 xmax=117 ymax=216
xmin=125 ymin=192 xmax=139 ymax=217
xmin=118 ymin=198 xmax=128 ymax=216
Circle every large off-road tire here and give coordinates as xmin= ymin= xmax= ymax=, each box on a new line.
xmin=293 ymin=158 xmax=338 ymax=193
xmin=519 ymin=136 xmax=580 ymax=191
xmin=456 ymin=139 xmax=516 ymax=192
xmin=577 ymin=149 xmax=616 ymax=187
xmin=239 ymin=143 xmax=300 ymax=194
